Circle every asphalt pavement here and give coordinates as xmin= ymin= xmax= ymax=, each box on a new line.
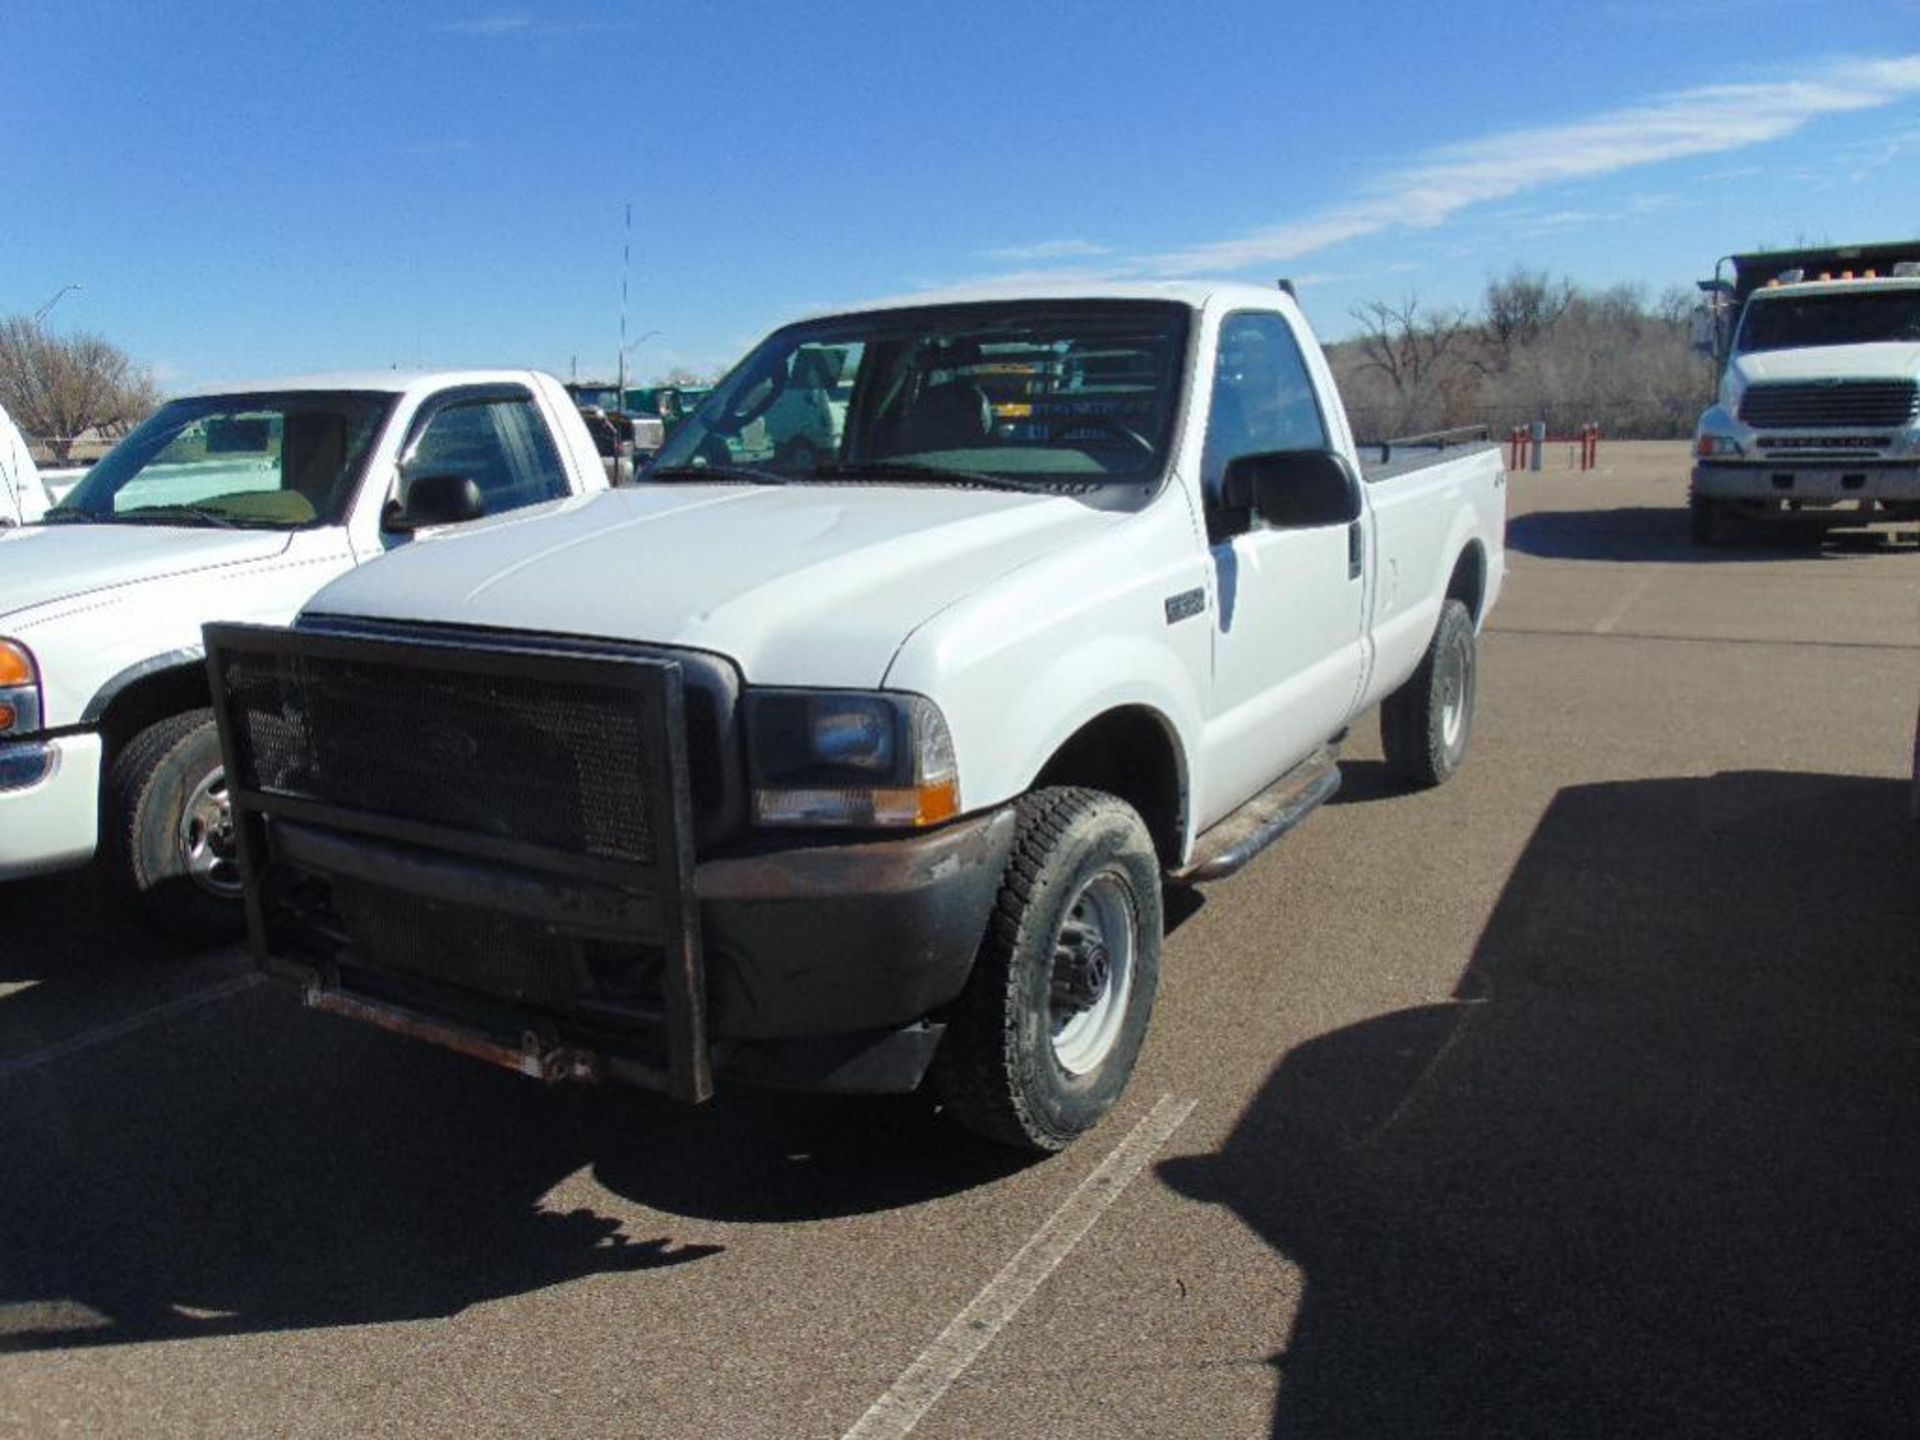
xmin=2 ymin=442 xmax=1916 ymax=1439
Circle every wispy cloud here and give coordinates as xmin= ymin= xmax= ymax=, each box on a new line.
xmin=1145 ymin=54 xmax=1920 ymax=274
xmin=982 ymin=239 xmax=1113 ymax=262
xmin=938 ymin=53 xmax=1910 ymax=292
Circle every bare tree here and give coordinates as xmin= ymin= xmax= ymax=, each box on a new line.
xmin=1480 ymin=268 xmax=1572 ymax=372
xmin=0 ymin=316 xmax=161 ymax=459
xmin=1345 ymin=294 xmax=1473 ymax=433
xmin=1330 ymin=271 xmax=1714 ymax=440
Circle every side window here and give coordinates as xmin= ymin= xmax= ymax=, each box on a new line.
xmin=1201 ymin=312 xmax=1330 ymax=506
xmin=403 ymin=394 xmax=569 ymax=517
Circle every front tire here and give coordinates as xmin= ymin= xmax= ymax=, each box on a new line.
xmin=1380 ymin=598 xmax=1478 ymax=790
xmin=103 ymin=709 xmax=247 ymax=947
xmin=932 ymin=788 xmax=1162 ymax=1153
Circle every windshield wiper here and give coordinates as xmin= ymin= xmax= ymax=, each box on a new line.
xmin=37 ymin=508 xmax=106 ymax=524
xmin=647 ymin=463 xmax=789 ymax=486
xmin=110 ymin=504 xmax=244 ymax=529
xmin=807 ymin=461 xmax=1062 ymax=495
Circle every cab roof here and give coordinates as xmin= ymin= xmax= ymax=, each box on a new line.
xmin=819 ymin=278 xmax=1294 ymax=319
xmin=174 ymin=368 xmax=553 ymax=400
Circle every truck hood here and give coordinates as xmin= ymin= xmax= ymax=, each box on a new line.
xmin=1729 ymin=343 xmax=1920 ymax=387
xmin=0 ymin=524 xmax=293 ymax=622
xmin=303 ymin=483 xmax=1115 ymax=687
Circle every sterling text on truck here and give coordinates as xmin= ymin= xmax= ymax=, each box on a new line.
xmin=205 ymin=283 xmax=1506 ymax=1153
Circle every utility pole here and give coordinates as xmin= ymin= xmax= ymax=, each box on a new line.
xmin=616 ymin=202 xmax=631 ymax=409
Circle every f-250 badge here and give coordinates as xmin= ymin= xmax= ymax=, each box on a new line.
xmin=1164 ymin=588 xmax=1206 ymax=624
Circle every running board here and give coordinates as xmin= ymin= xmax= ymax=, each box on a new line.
xmin=1173 ymin=748 xmax=1341 ymax=884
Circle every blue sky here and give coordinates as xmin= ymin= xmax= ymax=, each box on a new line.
xmin=4 ymin=0 xmax=1918 ymax=390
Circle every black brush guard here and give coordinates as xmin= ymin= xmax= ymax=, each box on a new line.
xmin=205 ymin=622 xmax=711 ymax=1102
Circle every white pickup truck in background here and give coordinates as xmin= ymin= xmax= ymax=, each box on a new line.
xmin=1 ymin=402 xmax=53 ymax=527
xmin=205 ymin=282 xmax=1505 ymax=1151
xmin=0 ymin=370 xmax=609 ymax=940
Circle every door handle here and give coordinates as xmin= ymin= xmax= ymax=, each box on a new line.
xmin=1347 ymin=521 xmax=1363 ymax=581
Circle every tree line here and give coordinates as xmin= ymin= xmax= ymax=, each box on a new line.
xmin=0 ymin=315 xmax=160 ymax=460
xmin=1329 ymin=269 xmax=1714 ymax=443
xmin=5 ymin=269 xmax=1719 ymax=462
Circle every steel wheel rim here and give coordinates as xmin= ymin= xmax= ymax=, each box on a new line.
xmin=1439 ymin=628 xmax=1474 ymax=752
xmin=1048 ymin=869 xmax=1136 ymax=1076
xmin=178 ymin=765 xmax=242 ymax=898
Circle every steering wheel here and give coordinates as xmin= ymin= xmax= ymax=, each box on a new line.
xmin=1051 ymin=415 xmax=1156 ymax=459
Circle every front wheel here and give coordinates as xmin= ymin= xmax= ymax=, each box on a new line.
xmin=102 ymin=709 xmax=247 ymax=947
xmin=1380 ymin=598 xmax=1478 ymax=790
xmin=932 ymin=788 xmax=1162 ymax=1153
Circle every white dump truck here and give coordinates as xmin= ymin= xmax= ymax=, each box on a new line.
xmin=1691 ymin=241 xmax=1920 ymax=544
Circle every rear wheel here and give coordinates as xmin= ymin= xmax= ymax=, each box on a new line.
xmin=932 ymin=788 xmax=1161 ymax=1153
xmin=103 ymin=710 xmax=246 ymax=947
xmin=1380 ymin=598 xmax=1478 ymax=790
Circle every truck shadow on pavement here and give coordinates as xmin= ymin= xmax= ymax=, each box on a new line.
xmin=1506 ymin=506 xmax=1909 ymax=563
xmin=1161 ymin=770 xmax=1920 ymax=1438
xmin=0 ymin=935 xmax=1030 ymax=1354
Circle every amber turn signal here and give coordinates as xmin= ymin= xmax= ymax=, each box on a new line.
xmin=0 ymin=641 xmax=34 ymax=688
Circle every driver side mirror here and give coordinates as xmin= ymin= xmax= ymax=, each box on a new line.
xmin=382 ymin=472 xmax=487 ymax=533
xmin=1219 ymin=449 xmax=1361 ymax=533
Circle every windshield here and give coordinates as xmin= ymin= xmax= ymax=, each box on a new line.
xmin=48 ymin=391 xmax=394 ymax=529
xmin=648 ymin=300 xmax=1191 ymax=494
xmin=1735 ymin=288 xmax=1920 ymax=354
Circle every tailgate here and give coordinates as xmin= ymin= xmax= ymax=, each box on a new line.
xmin=204 ymin=621 xmax=710 ymax=1101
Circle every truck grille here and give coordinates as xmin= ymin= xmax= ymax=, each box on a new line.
xmin=220 ymin=646 xmax=659 ymax=863
xmin=1738 ymin=380 xmax=1918 ymax=429
xmin=205 ymin=622 xmax=713 ymax=1100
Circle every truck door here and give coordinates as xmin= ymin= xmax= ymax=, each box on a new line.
xmin=1198 ymin=311 xmax=1367 ymax=825
xmin=380 ymin=385 xmax=576 ymax=551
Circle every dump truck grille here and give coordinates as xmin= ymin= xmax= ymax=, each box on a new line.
xmin=220 ymin=646 xmax=658 ymax=864
xmin=1738 ymin=380 xmax=1918 ymax=429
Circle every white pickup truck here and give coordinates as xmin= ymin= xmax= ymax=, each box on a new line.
xmin=204 ymin=283 xmax=1505 ymax=1151
xmin=1 ymin=403 xmax=53 ymax=527
xmin=0 ymin=370 xmax=609 ymax=941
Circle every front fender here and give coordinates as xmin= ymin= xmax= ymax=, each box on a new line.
xmin=895 ymin=628 xmax=1207 ymax=865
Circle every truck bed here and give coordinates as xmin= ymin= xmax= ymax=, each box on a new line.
xmin=1358 ymin=426 xmax=1498 ymax=484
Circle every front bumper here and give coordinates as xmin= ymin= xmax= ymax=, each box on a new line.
xmin=252 ymin=808 xmax=1015 ymax=1096
xmin=205 ymin=622 xmax=1012 ymax=1100
xmin=1692 ymin=460 xmax=1920 ymax=506
xmin=0 ymin=733 xmax=102 ymax=881
xmin=697 ymin=808 xmax=1015 ymax=1040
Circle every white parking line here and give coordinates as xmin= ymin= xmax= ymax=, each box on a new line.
xmin=842 ymin=1092 xmax=1198 ymax=1440
xmin=1593 ymin=572 xmax=1655 ymax=634
xmin=0 ymin=972 xmax=263 ymax=1083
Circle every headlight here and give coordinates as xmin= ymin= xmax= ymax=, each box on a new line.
xmin=746 ymin=689 xmax=959 ymax=828
xmin=1696 ymin=434 xmax=1744 ymax=459
xmin=0 ymin=639 xmax=42 ymax=738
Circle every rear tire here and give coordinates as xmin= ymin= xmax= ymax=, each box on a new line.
xmin=1380 ymin=598 xmax=1478 ymax=790
xmin=103 ymin=710 xmax=247 ymax=948
xmin=932 ymin=788 xmax=1162 ymax=1153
